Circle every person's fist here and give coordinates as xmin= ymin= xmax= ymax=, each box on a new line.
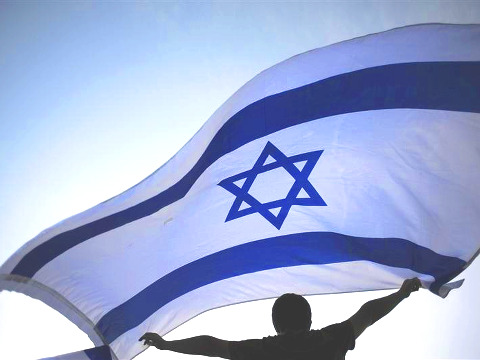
xmin=139 ymin=332 xmax=166 ymax=349
xmin=399 ymin=278 xmax=421 ymax=298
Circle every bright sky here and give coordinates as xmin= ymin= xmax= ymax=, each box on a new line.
xmin=1 ymin=2 xmax=479 ymax=360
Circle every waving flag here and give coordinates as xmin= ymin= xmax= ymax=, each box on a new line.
xmin=1 ymin=24 xmax=480 ymax=360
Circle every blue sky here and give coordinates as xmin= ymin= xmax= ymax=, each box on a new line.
xmin=1 ymin=2 xmax=480 ymax=359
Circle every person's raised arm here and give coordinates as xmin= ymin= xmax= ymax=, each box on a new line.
xmin=347 ymin=278 xmax=421 ymax=339
xmin=139 ymin=332 xmax=231 ymax=358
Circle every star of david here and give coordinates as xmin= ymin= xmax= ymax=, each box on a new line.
xmin=218 ymin=141 xmax=326 ymax=229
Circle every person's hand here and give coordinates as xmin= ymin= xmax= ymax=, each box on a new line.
xmin=139 ymin=332 xmax=167 ymax=349
xmin=398 ymin=278 xmax=421 ymax=298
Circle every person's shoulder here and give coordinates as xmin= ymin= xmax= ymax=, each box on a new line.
xmin=228 ymin=338 xmax=265 ymax=360
xmin=317 ymin=320 xmax=356 ymax=351
xmin=263 ymin=330 xmax=324 ymax=348
xmin=261 ymin=333 xmax=283 ymax=347
xmin=320 ymin=320 xmax=354 ymax=334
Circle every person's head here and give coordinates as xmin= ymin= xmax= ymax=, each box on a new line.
xmin=272 ymin=293 xmax=312 ymax=334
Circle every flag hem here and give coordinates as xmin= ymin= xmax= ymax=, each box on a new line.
xmin=0 ymin=275 xmax=118 ymax=360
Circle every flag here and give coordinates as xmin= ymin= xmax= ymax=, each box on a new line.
xmin=39 ymin=345 xmax=113 ymax=360
xmin=1 ymin=24 xmax=479 ymax=360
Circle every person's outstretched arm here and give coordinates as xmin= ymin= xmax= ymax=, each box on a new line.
xmin=348 ymin=278 xmax=421 ymax=339
xmin=139 ymin=332 xmax=231 ymax=358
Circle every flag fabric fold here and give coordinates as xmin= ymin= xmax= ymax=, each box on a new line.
xmin=1 ymin=24 xmax=480 ymax=360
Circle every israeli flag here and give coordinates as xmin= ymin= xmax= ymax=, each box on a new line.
xmin=1 ymin=24 xmax=479 ymax=360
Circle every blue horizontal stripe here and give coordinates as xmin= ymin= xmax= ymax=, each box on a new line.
xmin=96 ymin=231 xmax=466 ymax=343
xmin=84 ymin=345 xmax=112 ymax=360
xmin=12 ymin=61 xmax=480 ymax=278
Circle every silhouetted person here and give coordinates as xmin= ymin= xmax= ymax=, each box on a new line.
xmin=140 ymin=277 xmax=421 ymax=359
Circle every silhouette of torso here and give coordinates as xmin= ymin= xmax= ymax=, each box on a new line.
xmin=229 ymin=320 xmax=355 ymax=360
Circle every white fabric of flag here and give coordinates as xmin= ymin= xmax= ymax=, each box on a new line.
xmin=1 ymin=24 xmax=480 ymax=360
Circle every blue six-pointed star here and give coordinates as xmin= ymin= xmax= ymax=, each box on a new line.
xmin=218 ymin=141 xmax=326 ymax=229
